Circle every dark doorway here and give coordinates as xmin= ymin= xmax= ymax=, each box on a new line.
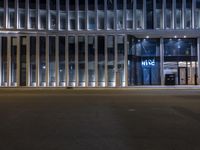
xmin=20 ymin=36 xmax=26 ymax=86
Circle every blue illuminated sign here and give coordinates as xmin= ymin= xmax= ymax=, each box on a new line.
xmin=141 ymin=59 xmax=155 ymax=67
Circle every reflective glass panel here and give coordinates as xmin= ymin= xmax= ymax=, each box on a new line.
xmin=136 ymin=0 xmax=143 ymax=29
xmin=1 ymin=37 xmax=7 ymax=85
xmin=98 ymin=36 xmax=105 ymax=86
xmin=146 ymin=0 xmax=153 ymax=29
xmin=30 ymin=37 xmax=36 ymax=86
xmin=195 ymin=0 xmax=200 ymax=28
xmin=78 ymin=36 xmax=85 ymax=86
xmin=88 ymin=36 xmax=95 ymax=86
xmin=68 ymin=36 xmax=75 ymax=86
xmin=117 ymin=36 xmax=125 ymax=86
xmin=11 ymin=37 xmax=17 ymax=86
xmin=176 ymin=0 xmax=182 ymax=29
xmin=39 ymin=36 xmax=46 ymax=86
xmin=185 ymin=0 xmax=192 ymax=28
xmin=156 ymin=0 xmax=162 ymax=29
xmin=49 ymin=37 xmax=56 ymax=86
xmin=107 ymin=35 xmax=115 ymax=86
xmin=59 ymin=36 xmax=66 ymax=85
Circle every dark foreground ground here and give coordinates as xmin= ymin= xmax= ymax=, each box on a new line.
xmin=0 ymin=88 xmax=200 ymax=150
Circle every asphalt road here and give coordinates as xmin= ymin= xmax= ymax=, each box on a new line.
xmin=0 ymin=89 xmax=200 ymax=150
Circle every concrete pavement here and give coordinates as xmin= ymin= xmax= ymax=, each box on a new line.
xmin=0 ymin=89 xmax=200 ymax=150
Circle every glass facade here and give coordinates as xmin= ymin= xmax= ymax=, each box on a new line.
xmin=128 ymin=38 xmax=160 ymax=85
xmin=0 ymin=0 xmax=200 ymax=87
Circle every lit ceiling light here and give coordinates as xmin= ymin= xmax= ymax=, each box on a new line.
xmin=184 ymin=35 xmax=187 ymax=38
xmin=174 ymin=35 xmax=177 ymax=38
xmin=146 ymin=36 xmax=149 ymax=39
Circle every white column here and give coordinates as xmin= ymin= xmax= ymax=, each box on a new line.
xmin=46 ymin=35 xmax=49 ymax=87
xmin=197 ymin=38 xmax=200 ymax=85
xmin=56 ymin=36 xmax=59 ymax=86
xmin=85 ymin=36 xmax=88 ymax=87
xmin=124 ymin=35 xmax=128 ymax=87
xmin=160 ymin=38 xmax=165 ymax=85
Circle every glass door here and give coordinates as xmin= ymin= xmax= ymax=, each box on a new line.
xmin=178 ymin=67 xmax=187 ymax=85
